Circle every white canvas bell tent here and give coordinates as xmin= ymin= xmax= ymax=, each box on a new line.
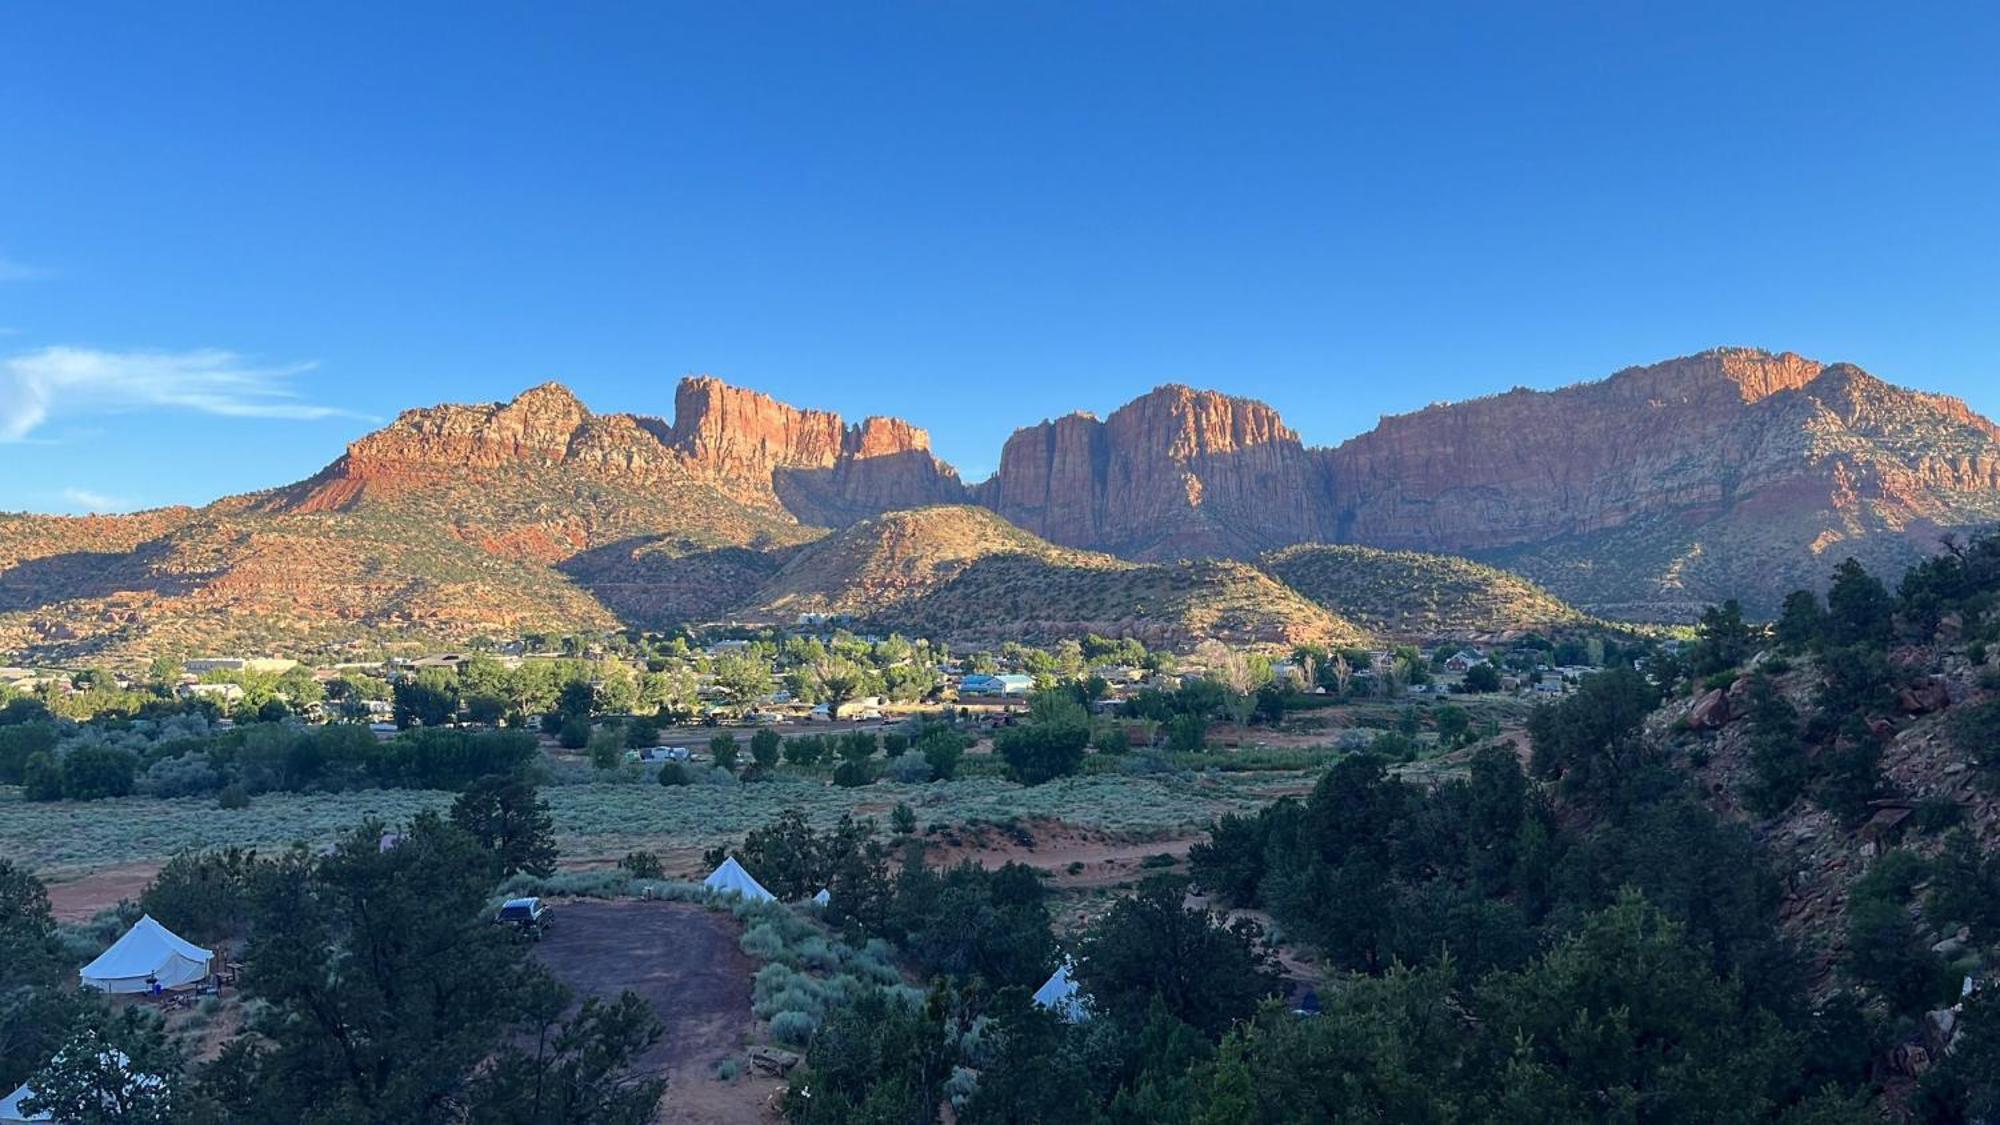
xmin=0 ymin=1079 xmax=51 ymax=1122
xmin=702 ymin=857 xmax=777 ymax=903
xmin=78 ymin=915 xmax=213 ymax=993
xmin=1 ymin=1046 xmax=162 ymax=1123
xmin=1032 ymin=957 xmax=1090 ymax=1023
xmin=811 ymin=887 xmax=831 ymax=907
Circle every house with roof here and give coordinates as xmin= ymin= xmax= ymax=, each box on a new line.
xmin=1444 ymin=649 xmax=1488 ymax=673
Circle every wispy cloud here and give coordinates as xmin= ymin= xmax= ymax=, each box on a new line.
xmin=0 ymin=253 xmax=47 ymax=282
xmin=60 ymin=487 xmax=134 ymax=513
xmin=0 ymin=345 xmax=368 ymax=441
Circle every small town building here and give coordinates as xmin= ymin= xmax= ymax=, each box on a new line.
xmin=1444 ymin=649 xmax=1488 ymax=673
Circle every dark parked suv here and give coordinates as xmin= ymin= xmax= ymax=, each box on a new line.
xmin=495 ymin=896 xmax=550 ymax=938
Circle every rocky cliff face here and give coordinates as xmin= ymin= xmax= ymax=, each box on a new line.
xmin=283 ymin=377 xmax=965 ymax=527
xmin=1321 ymin=349 xmax=2000 ymax=551
xmin=980 ymin=384 xmax=1338 ymax=558
xmin=976 ymin=349 xmax=2000 ymax=616
xmin=1323 ymin=349 xmax=1809 ymax=549
xmin=1323 ymin=350 xmax=2000 ymax=614
xmin=669 ymin=377 xmax=966 ymax=525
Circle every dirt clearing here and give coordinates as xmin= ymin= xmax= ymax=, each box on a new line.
xmin=535 ymin=898 xmax=781 ymax=1124
xmin=44 ymin=861 xmax=160 ymax=921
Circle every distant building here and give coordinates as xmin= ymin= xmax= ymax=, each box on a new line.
xmin=959 ymin=673 xmax=1003 ymax=695
xmin=181 ymin=682 xmax=245 ymax=704
xmin=185 ymin=656 xmax=298 ymax=675
xmin=960 ymin=673 xmax=1032 ymax=696
xmin=1444 ymin=649 xmax=1488 ymax=673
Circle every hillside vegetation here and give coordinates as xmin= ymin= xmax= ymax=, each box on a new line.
xmin=747 ymin=506 xmax=1369 ymax=648
xmin=1263 ymin=542 xmax=1588 ymax=638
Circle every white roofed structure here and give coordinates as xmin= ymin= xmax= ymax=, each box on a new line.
xmin=702 ymin=857 xmax=777 ymax=903
xmin=0 ymin=1080 xmax=51 ymax=1122
xmin=1032 ymin=958 xmax=1090 ymax=1023
xmin=78 ymin=915 xmax=213 ymax=993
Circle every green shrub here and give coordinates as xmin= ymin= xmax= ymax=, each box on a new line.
xmin=657 ymin=761 xmax=691 ymax=787
xmin=217 ymin=784 xmax=251 ymax=810
xmin=558 ymin=718 xmax=591 ymax=750
xmin=832 ymin=759 xmax=875 ymax=788
xmin=60 ymin=745 xmax=139 ymax=801
xmin=1910 ymin=798 xmax=1965 ymax=835
xmin=885 ymin=750 xmax=932 ymax=783
xmin=619 ymin=850 xmax=665 ymax=879
xmin=625 ymin=716 xmax=660 ymax=749
xmin=741 ymin=922 xmax=787 ymax=960
xmin=587 ymin=727 xmax=625 ymax=769
xmin=917 ymin=730 xmax=966 ymax=780
xmin=837 ymin=732 xmax=878 ymax=764
xmin=783 ymin=735 xmax=827 ymax=768
xmin=140 ymin=848 xmax=258 ymax=942
xmin=709 ymin=734 xmax=740 ymax=773
xmin=0 ymin=722 xmax=57 ymax=785
xmin=769 ymin=1010 xmax=818 ymax=1046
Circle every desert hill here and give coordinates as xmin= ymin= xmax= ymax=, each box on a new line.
xmin=1262 ymin=543 xmax=1588 ymax=640
xmin=746 ymin=505 xmax=1368 ymax=648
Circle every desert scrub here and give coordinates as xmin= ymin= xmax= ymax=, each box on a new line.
xmin=0 ymin=788 xmax=451 ymax=875
xmin=768 ymin=1009 xmax=818 ymax=1046
xmin=1 ymin=771 xmax=1279 ymax=877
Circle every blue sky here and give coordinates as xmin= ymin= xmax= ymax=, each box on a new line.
xmin=3 ymin=3 xmax=1997 ymax=513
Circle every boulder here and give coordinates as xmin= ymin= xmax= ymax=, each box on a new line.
xmin=749 ymin=1046 xmax=802 ymax=1075
xmin=1886 ymin=1043 xmax=1931 ymax=1077
xmin=1688 ymin=689 xmax=1731 ymax=730
xmin=1897 ymin=678 xmax=1951 ymax=714
xmin=1925 ymin=1008 xmax=1959 ymax=1053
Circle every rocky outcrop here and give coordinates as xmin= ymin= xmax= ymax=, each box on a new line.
xmin=284 ymin=383 xmax=692 ymax=511
xmin=280 ymin=377 xmax=965 ymax=526
xmin=980 ymin=385 xmax=1337 ymax=559
xmin=668 ymin=376 xmax=967 ymax=525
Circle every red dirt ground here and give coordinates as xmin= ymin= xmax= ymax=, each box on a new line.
xmin=534 ymin=898 xmax=782 ymax=1125
xmin=44 ymin=861 xmax=160 ymax=922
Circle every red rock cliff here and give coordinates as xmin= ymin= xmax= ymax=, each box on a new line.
xmin=286 ymin=377 xmax=964 ymax=525
xmin=981 ymin=384 xmax=1337 ymax=559
xmin=668 ymin=377 xmax=966 ymax=524
xmin=1321 ymin=349 xmax=2000 ymax=552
